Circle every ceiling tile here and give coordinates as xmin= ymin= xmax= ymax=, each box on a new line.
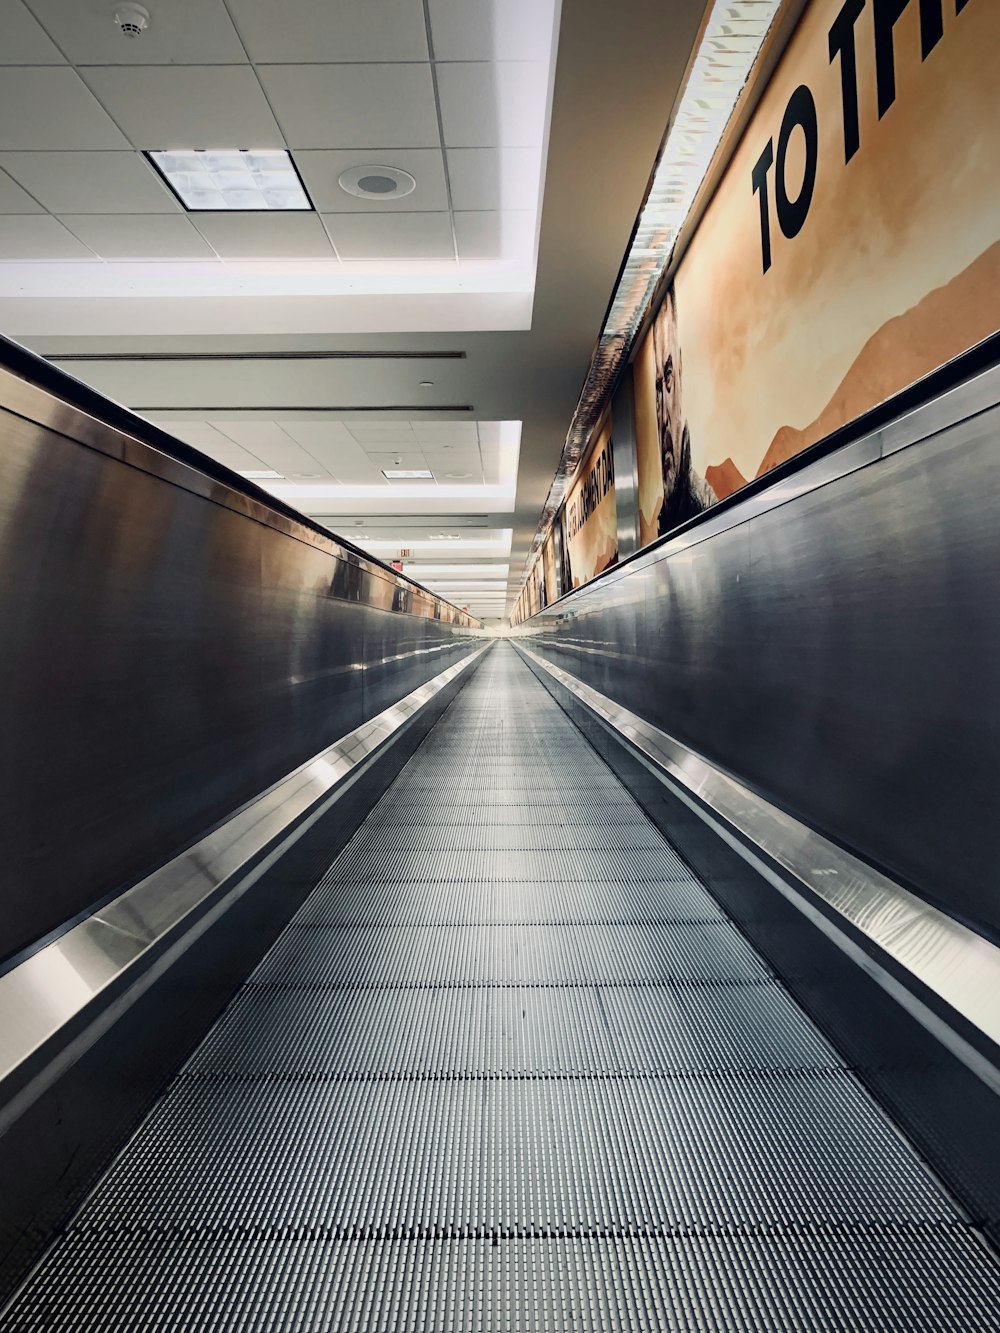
xmin=23 ymin=0 xmax=246 ymax=63
xmin=81 ymin=66 xmax=284 ymax=150
xmin=259 ymin=65 xmax=439 ymax=150
xmin=147 ymin=421 xmax=234 ymax=451
xmin=428 ymin=0 xmax=555 ymax=61
xmin=278 ymin=421 xmax=358 ymax=451
xmin=295 ymin=149 xmax=447 ymax=213
xmin=366 ymin=452 xmax=431 ymax=470
xmin=0 ymin=151 xmax=180 ymax=213
xmin=0 ymin=215 xmax=98 ymax=259
xmin=2 ymin=0 xmax=65 ymax=62
xmin=192 ymin=212 xmax=334 ymax=259
xmin=225 ymin=0 xmax=428 ymax=62
xmin=436 ymin=62 xmax=548 ymax=148
xmin=324 ymin=211 xmax=454 ymax=260
xmin=446 ymin=146 xmax=541 ymax=211
xmin=152 ymin=423 xmax=265 ymax=471
xmin=454 ymin=209 xmax=533 ymax=261
xmin=411 ymin=421 xmax=479 ymax=442
xmin=0 ymin=69 xmax=128 ymax=150
xmin=346 ymin=423 xmax=418 ymax=444
xmin=0 ymin=168 xmax=44 ymax=214
xmin=211 ymin=421 xmax=329 ymax=476
xmin=275 ymin=423 xmax=380 ymax=482
xmin=59 ymin=213 xmax=216 ymax=259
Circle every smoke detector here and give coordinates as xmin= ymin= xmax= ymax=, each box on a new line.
xmin=338 ymin=165 xmax=416 ymax=201
xmin=114 ymin=3 xmax=149 ymax=37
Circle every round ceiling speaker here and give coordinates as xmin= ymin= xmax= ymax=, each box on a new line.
xmin=338 ymin=165 xmax=417 ymax=200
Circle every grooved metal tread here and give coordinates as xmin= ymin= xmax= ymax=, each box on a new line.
xmin=187 ymin=982 xmax=841 ymax=1077
xmin=250 ymin=920 xmax=772 ymax=987
xmin=11 ymin=1231 xmax=1000 ymax=1333
xmin=5 ymin=645 xmax=999 ymax=1329
xmin=72 ymin=1070 xmax=954 ymax=1233
xmin=292 ymin=877 xmax=723 ymax=925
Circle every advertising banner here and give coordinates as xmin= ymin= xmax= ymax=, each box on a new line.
xmin=542 ymin=530 xmax=559 ymax=606
xmin=634 ymin=0 xmax=999 ymax=546
xmin=563 ymin=417 xmax=618 ymax=588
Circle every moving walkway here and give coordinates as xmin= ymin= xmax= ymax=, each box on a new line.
xmin=4 ymin=646 xmax=998 ymax=1329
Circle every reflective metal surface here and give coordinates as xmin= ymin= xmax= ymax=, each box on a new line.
xmin=518 ymin=644 xmax=1000 ymax=1075
xmin=516 ymin=358 xmax=1000 ymax=943
xmin=0 ymin=355 xmax=479 ymax=967
xmin=0 ymin=645 xmax=486 ymax=1122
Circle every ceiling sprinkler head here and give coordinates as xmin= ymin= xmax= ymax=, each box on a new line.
xmin=114 ymin=3 xmax=150 ymax=38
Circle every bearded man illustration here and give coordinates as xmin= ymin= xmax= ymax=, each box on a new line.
xmin=653 ymin=286 xmax=714 ymax=538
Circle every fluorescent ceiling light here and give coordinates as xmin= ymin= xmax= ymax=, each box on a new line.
xmin=402 ymin=564 xmax=510 ymax=579
xmin=424 ymin=578 xmax=509 ymax=587
xmin=382 ymin=469 xmax=434 ymax=480
xmin=147 ymin=150 xmax=312 ymax=212
xmin=238 ymin=468 xmax=284 ymax=479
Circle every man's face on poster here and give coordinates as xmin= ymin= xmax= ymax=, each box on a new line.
xmin=654 ymin=293 xmax=682 ymax=499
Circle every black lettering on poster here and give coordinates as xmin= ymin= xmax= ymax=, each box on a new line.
xmin=566 ymin=436 xmax=615 ymax=540
xmin=755 ymin=0 xmax=974 ymax=271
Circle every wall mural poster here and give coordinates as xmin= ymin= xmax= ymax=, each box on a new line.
xmin=527 ymin=562 xmax=540 ymax=617
xmin=542 ymin=531 xmax=558 ymax=606
xmin=634 ymin=0 xmax=1000 ymax=545
xmin=563 ymin=417 xmax=618 ymax=588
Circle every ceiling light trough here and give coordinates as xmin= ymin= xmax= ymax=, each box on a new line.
xmin=147 ymin=150 xmax=313 ymax=212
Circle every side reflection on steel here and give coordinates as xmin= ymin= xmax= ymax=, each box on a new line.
xmin=0 ymin=646 xmax=487 ymax=1105
xmin=517 ymin=644 xmax=1000 ymax=1059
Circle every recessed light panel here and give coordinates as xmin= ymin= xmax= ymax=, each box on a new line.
xmin=382 ymin=469 xmax=434 ymax=480
xmin=238 ymin=468 xmax=284 ymax=478
xmin=148 ymin=150 xmax=312 ymax=212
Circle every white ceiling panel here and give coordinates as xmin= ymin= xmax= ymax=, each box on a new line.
xmin=420 ymin=442 xmax=481 ymax=461
xmin=60 ymin=213 xmax=215 ymax=259
xmin=346 ymin=423 xmax=417 ymax=444
xmin=23 ymin=0 xmax=247 ymax=64
xmin=192 ymin=212 xmax=335 ymax=259
xmin=259 ymin=64 xmax=439 ymax=150
xmin=211 ymin=421 xmax=330 ymax=476
xmin=0 ymin=151 xmax=180 ymax=213
xmin=82 ymin=66 xmax=284 ymax=150
xmin=0 ymin=168 xmax=44 ymax=214
xmin=446 ymin=146 xmax=541 ymax=212
xmin=278 ymin=421 xmax=360 ymax=452
xmin=145 ymin=420 xmax=236 ymax=453
xmin=0 ymin=68 xmax=128 ymax=150
xmin=225 ymin=0 xmax=429 ymax=63
xmin=428 ymin=0 xmax=556 ymax=61
xmin=454 ymin=209 xmax=533 ymax=262
xmin=0 ymin=215 xmax=97 ymax=259
xmin=436 ymin=62 xmax=549 ymax=148
xmin=277 ymin=423 xmax=382 ymax=482
xmin=2 ymin=0 xmax=65 ymax=62
xmin=365 ymin=454 xmax=430 ymax=471
xmin=318 ymin=460 xmax=385 ymax=485
xmin=411 ymin=422 xmax=479 ymax=442
xmin=295 ymin=149 xmax=447 ymax=213
xmin=324 ymin=211 xmax=454 ymax=261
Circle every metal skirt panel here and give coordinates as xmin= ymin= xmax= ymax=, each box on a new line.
xmin=4 ymin=646 xmax=999 ymax=1329
xmin=518 ymin=371 xmax=1000 ymax=942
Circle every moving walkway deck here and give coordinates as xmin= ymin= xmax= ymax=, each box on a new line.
xmin=4 ymin=645 xmax=999 ymax=1329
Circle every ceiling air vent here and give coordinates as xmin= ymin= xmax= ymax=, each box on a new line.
xmin=338 ymin=166 xmax=416 ymax=201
